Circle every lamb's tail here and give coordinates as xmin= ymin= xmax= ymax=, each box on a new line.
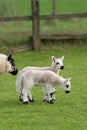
xmin=16 ymin=74 xmax=24 ymax=95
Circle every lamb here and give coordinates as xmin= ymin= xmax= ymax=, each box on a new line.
xmin=16 ymin=70 xmax=71 ymax=104
xmin=17 ymin=56 xmax=64 ymax=102
xmin=0 ymin=53 xmax=18 ymax=75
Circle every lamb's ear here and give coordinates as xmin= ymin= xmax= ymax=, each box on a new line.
xmin=51 ymin=56 xmax=56 ymax=62
xmin=61 ymin=56 xmax=64 ymax=61
xmin=7 ymin=54 xmax=12 ymax=61
xmin=65 ymin=78 xmax=71 ymax=83
xmin=68 ymin=78 xmax=71 ymax=81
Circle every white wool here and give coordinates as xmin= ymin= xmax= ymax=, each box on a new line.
xmin=16 ymin=70 xmax=71 ymax=103
xmin=17 ymin=56 xmax=64 ymax=100
xmin=16 ymin=70 xmax=64 ymax=93
xmin=0 ymin=54 xmax=11 ymax=74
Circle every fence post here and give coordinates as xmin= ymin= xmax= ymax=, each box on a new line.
xmin=31 ymin=0 xmax=40 ymax=50
xmin=52 ymin=0 xmax=56 ymax=15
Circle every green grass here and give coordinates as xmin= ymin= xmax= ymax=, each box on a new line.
xmin=0 ymin=44 xmax=87 ymax=130
xmin=0 ymin=0 xmax=31 ymax=17
xmin=40 ymin=18 xmax=87 ymax=34
xmin=0 ymin=0 xmax=87 ymax=17
xmin=40 ymin=0 xmax=87 ymax=14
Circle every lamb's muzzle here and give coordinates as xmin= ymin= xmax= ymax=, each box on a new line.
xmin=65 ymin=90 xmax=70 ymax=94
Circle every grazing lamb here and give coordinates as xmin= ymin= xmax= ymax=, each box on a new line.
xmin=17 ymin=56 xmax=64 ymax=102
xmin=16 ymin=70 xmax=71 ymax=104
xmin=0 ymin=53 xmax=18 ymax=75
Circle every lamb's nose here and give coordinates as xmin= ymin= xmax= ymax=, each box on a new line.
xmin=60 ymin=66 xmax=64 ymax=70
xmin=65 ymin=91 xmax=70 ymax=94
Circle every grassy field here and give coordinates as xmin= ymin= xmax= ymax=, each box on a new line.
xmin=0 ymin=0 xmax=87 ymax=16
xmin=40 ymin=0 xmax=87 ymax=14
xmin=0 ymin=44 xmax=87 ymax=130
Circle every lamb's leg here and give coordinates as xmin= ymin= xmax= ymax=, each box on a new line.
xmin=19 ymin=93 xmax=23 ymax=102
xmin=25 ymin=82 xmax=35 ymax=102
xmin=22 ymin=88 xmax=29 ymax=104
xmin=45 ymin=85 xmax=54 ymax=104
xmin=28 ymin=90 xmax=35 ymax=102
xmin=47 ymin=92 xmax=54 ymax=104
xmin=52 ymin=87 xmax=56 ymax=101
xmin=46 ymin=87 xmax=56 ymax=101
xmin=43 ymin=85 xmax=56 ymax=102
xmin=43 ymin=86 xmax=48 ymax=102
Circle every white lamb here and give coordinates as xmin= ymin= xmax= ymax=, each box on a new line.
xmin=17 ymin=56 xmax=64 ymax=102
xmin=16 ymin=70 xmax=71 ymax=104
xmin=0 ymin=53 xmax=18 ymax=75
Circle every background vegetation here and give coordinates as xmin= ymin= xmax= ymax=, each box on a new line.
xmin=0 ymin=0 xmax=87 ymax=52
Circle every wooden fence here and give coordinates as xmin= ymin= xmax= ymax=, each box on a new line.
xmin=0 ymin=0 xmax=87 ymax=50
xmin=0 ymin=12 xmax=87 ymax=22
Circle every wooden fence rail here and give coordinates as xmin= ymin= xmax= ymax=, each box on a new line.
xmin=41 ymin=33 xmax=87 ymax=40
xmin=40 ymin=12 xmax=87 ymax=20
xmin=0 ymin=11 xmax=87 ymax=50
xmin=0 ymin=12 xmax=87 ymax=22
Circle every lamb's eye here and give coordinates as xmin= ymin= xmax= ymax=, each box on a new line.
xmin=66 ymin=85 xmax=69 ymax=88
xmin=56 ymin=62 xmax=59 ymax=65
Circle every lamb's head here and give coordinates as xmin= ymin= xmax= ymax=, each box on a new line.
xmin=63 ymin=78 xmax=71 ymax=94
xmin=7 ymin=54 xmax=18 ymax=75
xmin=51 ymin=56 xmax=64 ymax=72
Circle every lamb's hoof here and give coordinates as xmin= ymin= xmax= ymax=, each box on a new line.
xmin=43 ymin=99 xmax=46 ymax=102
xmin=53 ymin=99 xmax=55 ymax=101
xmin=19 ymin=96 xmax=23 ymax=102
xmin=28 ymin=96 xmax=35 ymax=102
xmin=29 ymin=99 xmax=35 ymax=102
xmin=23 ymin=101 xmax=28 ymax=104
xmin=47 ymin=100 xmax=54 ymax=104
